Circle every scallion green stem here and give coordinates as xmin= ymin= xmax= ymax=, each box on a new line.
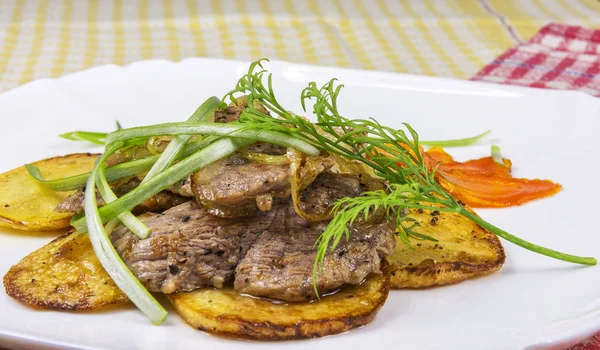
xmin=74 ymin=137 xmax=254 ymax=233
xmin=420 ymin=130 xmax=491 ymax=147
xmin=105 ymin=97 xmax=221 ymax=238
xmin=142 ymin=97 xmax=220 ymax=183
xmin=105 ymin=121 xmax=319 ymax=156
xmin=26 ymin=137 xmax=218 ymax=191
xmin=460 ymin=209 xmax=597 ymax=265
xmin=491 ymin=145 xmax=503 ymax=164
xmin=96 ymin=169 xmax=150 ymax=239
xmin=59 ymin=131 xmax=107 ymax=145
xmin=84 ymin=151 xmax=167 ymax=324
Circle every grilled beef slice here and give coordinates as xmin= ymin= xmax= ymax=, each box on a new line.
xmin=55 ymin=178 xmax=188 ymax=214
xmin=111 ymin=173 xmax=394 ymax=300
xmin=110 ymin=201 xmax=276 ymax=293
xmin=167 ymin=97 xmax=295 ymax=205
xmin=233 ymin=172 xmax=395 ymax=302
xmin=214 ymin=96 xmax=287 ymax=155
xmin=233 ymin=206 xmax=395 ymax=302
xmin=298 ymin=173 xmax=364 ymax=217
xmin=190 ymin=154 xmax=334 ymax=217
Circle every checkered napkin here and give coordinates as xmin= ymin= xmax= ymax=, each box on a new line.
xmin=471 ymin=23 xmax=600 ymax=97
xmin=474 ymin=23 xmax=600 ymax=350
xmin=571 ymin=334 xmax=600 ymax=350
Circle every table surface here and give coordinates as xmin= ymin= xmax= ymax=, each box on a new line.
xmin=0 ymin=0 xmax=599 ymax=93
xmin=0 ymin=1 xmax=598 ymax=349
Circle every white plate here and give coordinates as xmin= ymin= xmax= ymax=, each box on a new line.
xmin=0 ymin=58 xmax=599 ymax=350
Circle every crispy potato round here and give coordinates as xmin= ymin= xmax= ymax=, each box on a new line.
xmin=0 ymin=153 xmax=98 ymax=231
xmin=389 ymin=207 xmax=505 ymax=289
xmin=168 ymin=261 xmax=390 ymax=340
xmin=3 ymin=232 xmax=128 ymax=310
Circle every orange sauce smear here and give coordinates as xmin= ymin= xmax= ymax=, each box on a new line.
xmin=423 ymin=147 xmax=562 ymax=208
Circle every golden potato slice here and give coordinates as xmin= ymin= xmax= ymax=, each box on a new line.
xmin=0 ymin=153 xmax=98 ymax=231
xmin=169 ymin=261 xmax=390 ymax=340
xmin=389 ymin=207 xmax=505 ymax=289
xmin=3 ymin=232 xmax=128 ymax=310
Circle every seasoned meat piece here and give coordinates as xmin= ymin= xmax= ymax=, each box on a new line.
xmin=111 ymin=173 xmax=393 ymax=298
xmin=299 ymin=173 xmax=364 ymax=217
xmin=214 ymin=96 xmax=287 ymax=155
xmin=213 ymin=95 xmax=269 ymax=123
xmin=214 ymin=103 xmax=244 ymax=123
xmin=191 ymin=154 xmax=334 ymax=217
xmin=105 ymin=145 xmax=153 ymax=167
xmin=167 ymin=176 xmax=194 ymax=197
xmin=166 ymin=146 xmax=287 ymax=199
xmin=245 ymin=142 xmax=286 ymax=155
xmin=110 ymin=201 xmax=275 ymax=293
xmin=133 ymin=192 xmax=189 ymax=215
xmin=234 ymin=205 xmax=396 ymax=302
xmin=55 ymin=178 xmax=188 ymax=215
xmin=55 ymin=190 xmax=102 ymax=213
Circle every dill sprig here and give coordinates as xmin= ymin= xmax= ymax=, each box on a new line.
xmin=225 ymin=58 xmax=596 ymax=294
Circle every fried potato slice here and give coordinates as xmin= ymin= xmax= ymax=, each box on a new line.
xmin=3 ymin=232 xmax=128 ymax=310
xmin=169 ymin=261 xmax=390 ymax=340
xmin=389 ymin=207 xmax=505 ymax=289
xmin=0 ymin=153 xmax=98 ymax=231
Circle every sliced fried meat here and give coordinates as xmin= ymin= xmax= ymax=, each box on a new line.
xmin=167 ymin=176 xmax=194 ymax=197
xmin=214 ymin=95 xmax=287 ymax=155
xmin=233 ymin=207 xmax=395 ymax=302
xmin=190 ymin=154 xmax=335 ymax=217
xmin=105 ymin=145 xmax=153 ymax=167
xmin=245 ymin=142 xmax=287 ymax=155
xmin=110 ymin=201 xmax=275 ymax=293
xmin=110 ymin=173 xmax=394 ymax=300
xmin=55 ymin=178 xmax=188 ymax=215
xmin=299 ymin=173 xmax=364 ymax=218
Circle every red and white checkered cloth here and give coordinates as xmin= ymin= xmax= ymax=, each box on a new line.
xmin=571 ymin=335 xmax=600 ymax=350
xmin=472 ymin=23 xmax=600 ymax=97
xmin=472 ymin=22 xmax=600 ymax=350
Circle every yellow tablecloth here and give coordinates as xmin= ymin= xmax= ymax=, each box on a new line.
xmin=0 ymin=0 xmax=599 ymax=93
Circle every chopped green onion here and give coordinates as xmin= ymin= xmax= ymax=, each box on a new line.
xmin=107 ymin=97 xmax=220 ymax=238
xmin=460 ymin=209 xmax=597 ymax=266
xmin=84 ymin=152 xmax=167 ymax=324
xmin=491 ymin=145 xmax=503 ymax=164
xmin=420 ymin=130 xmax=491 ymax=147
xmin=73 ymin=137 xmax=255 ymax=233
xmin=104 ymin=218 xmax=121 ymax=234
xmin=60 ymin=120 xmax=126 ymax=145
xmin=105 ymin=122 xmax=319 ymax=156
xmin=25 ymin=137 xmax=218 ymax=192
xmin=59 ymin=131 xmax=107 ymax=145
xmin=142 ymin=96 xmax=220 ymax=183
xmin=96 ymin=168 xmax=150 ymax=239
